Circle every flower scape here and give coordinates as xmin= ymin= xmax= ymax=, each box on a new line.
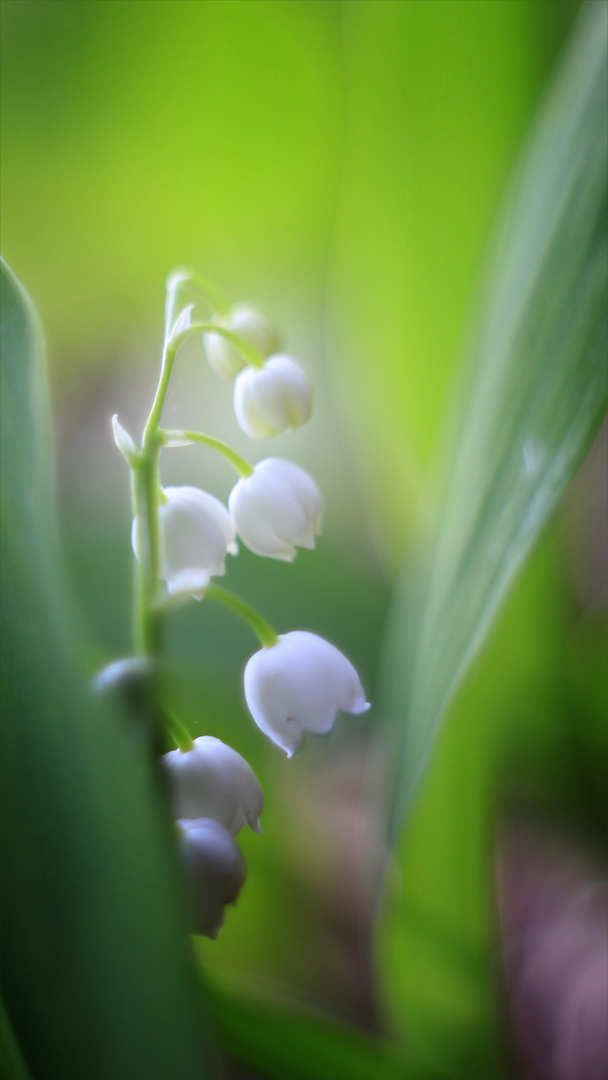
xmin=107 ymin=268 xmax=370 ymax=938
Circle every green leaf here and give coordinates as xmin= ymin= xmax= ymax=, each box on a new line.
xmin=382 ymin=0 xmax=608 ymax=827
xmin=0 ymin=258 xmax=208 ymax=1079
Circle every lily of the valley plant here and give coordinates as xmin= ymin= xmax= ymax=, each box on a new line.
xmin=104 ymin=267 xmax=369 ymax=936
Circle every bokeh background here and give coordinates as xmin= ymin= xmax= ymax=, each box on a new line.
xmin=2 ymin=3 xmax=605 ymax=1078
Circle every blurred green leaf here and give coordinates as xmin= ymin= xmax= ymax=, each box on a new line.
xmin=200 ymin=965 xmax=451 ymax=1080
xmin=328 ymin=0 xmax=579 ymax=568
xmin=0 ymin=0 xmax=344 ymax=371
xmin=0 ymin=258 xmax=208 ymax=1079
xmin=382 ymin=0 xmax=608 ymax=826
xmin=0 ymin=998 xmax=30 ymax=1080
xmin=377 ymin=538 xmax=571 ymax=1078
xmin=375 ymin=8 xmax=607 ymax=1075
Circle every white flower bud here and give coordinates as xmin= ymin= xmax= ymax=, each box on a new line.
xmin=163 ymin=736 xmax=263 ymax=835
xmin=204 ymin=304 xmax=278 ymax=380
xmin=229 ymin=458 xmax=322 ymax=562
xmin=233 ymin=355 xmax=312 ymax=439
xmin=112 ymin=415 xmax=138 ymax=465
xmin=132 ymin=486 xmax=237 ymax=600
xmin=177 ymin=818 xmax=246 ymax=938
xmin=243 ymin=631 xmax=370 ymax=757
xmin=168 ymin=303 xmax=195 ymax=343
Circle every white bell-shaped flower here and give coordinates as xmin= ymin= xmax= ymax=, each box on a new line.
xmin=163 ymin=736 xmax=263 ymax=835
xmin=132 ymin=486 xmax=237 ymax=600
xmin=178 ymin=818 xmax=247 ymax=939
xmin=233 ymin=354 xmax=312 ymax=439
xmin=229 ymin=458 xmax=322 ymax=562
xmin=244 ymin=631 xmax=370 ymax=757
xmin=204 ymin=304 xmax=278 ymax=380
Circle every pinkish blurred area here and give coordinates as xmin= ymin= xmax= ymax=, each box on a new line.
xmin=499 ymin=824 xmax=608 ymax=1080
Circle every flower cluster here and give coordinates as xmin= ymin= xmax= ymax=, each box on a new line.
xmin=110 ymin=268 xmax=369 ymax=937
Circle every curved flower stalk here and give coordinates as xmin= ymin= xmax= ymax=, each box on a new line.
xmin=244 ymin=631 xmax=370 ymax=757
xmin=229 ymin=458 xmax=322 ymax=561
xmin=204 ymin=304 xmax=279 ymax=380
xmin=163 ymin=736 xmax=263 ymax=835
xmin=177 ymin=818 xmax=247 ymax=938
xmin=233 ymin=354 xmax=312 ymax=438
xmin=131 ymin=486 xmax=237 ymax=601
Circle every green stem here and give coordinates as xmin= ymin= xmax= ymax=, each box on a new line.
xmin=166 ymin=267 xmax=231 ymax=316
xmin=205 ymin=584 xmax=279 ymax=648
xmin=143 ymin=341 xmax=178 ymax=448
xmin=130 ymin=467 xmax=142 ymax=649
xmin=131 ymin=270 xmax=262 ymax=678
xmin=132 ymin=449 xmax=163 ymax=657
xmin=166 ymin=713 xmax=195 ymax=753
xmin=190 ymin=273 xmax=231 ymax=315
xmin=196 ymin=323 xmax=265 ymax=368
xmin=161 ymin=429 xmax=254 ymax=478
xmin=163 ymin=271 xmax=184 ymax=345
xmin=127 ymin=270 xmax=245 ymax=731
xmin=143 ymin=321 xmax=264 ymax=451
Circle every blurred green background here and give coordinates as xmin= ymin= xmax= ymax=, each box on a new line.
xmin=2 ymin=2 xmax=605 ymax=1078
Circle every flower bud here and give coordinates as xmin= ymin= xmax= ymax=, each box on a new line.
xmin=178 ymin=818 xmax=246 ymax=938
xmin=132 ymin=486 xmax=237 ymax=601
xmin=229 ymin=458 xmax=322 ymax=562
xmin=92 ymin=656 xmax=155 ymax=696
xmin=244 ymin=631 xmax=370 ymax=757
xmin=112 ymin=415 xmax=138 ymax=466
xmin=163 ymin=736 xmax=263 ymax=835
xmin=204 ymin=304 xmax=278 ymax=380
xmin=233 ymin=355 xmax=312 ymax=439
xmin=168 ymin=303 xmax=195 ymax=344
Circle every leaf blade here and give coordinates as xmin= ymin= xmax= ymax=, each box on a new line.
xmin=383 ymin=1 xmax=608 ymax=825
xmin=0 ymin=258 xmax=209 ymax=1080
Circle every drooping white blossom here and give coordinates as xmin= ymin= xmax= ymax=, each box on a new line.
xmin=132 ymin=486 xmax=237 ymax=600
xmin=177 ymin=818 xmax=247 ymax=938
xmin=163 ymin=736 xmax=263 ymax=835
xmin=243 ymin=631 xmax=370 ymax=757
xmin=229 ymin=458 xmax=322 ymax=562
xmin=204 ymin=304 xmax=278 ymax=380
xmin=233 ymin=354 xmax=312 ymax=439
